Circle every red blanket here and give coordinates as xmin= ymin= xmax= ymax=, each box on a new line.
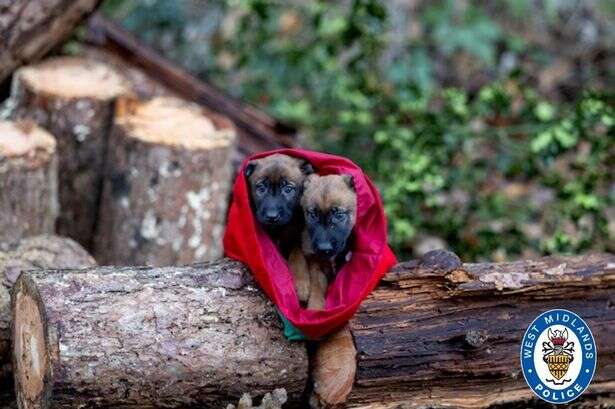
xmin=223 ymin=149 xmax=396 ymax=339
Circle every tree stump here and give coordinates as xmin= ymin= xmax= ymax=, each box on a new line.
xmin=94 ymin=96 xmax=236 ymax=266
xmin=0 ymin=0 xmax=101 ymax=84
xmin=7 ymin=57 xmax=130 ymax=249
xmin=0 ymin=121 xmax=58 ymax=244
xmin=0 ymin=235 xmax=95 ymax=408
xmin=338 ymin=251 xmax=615 ymax=408
xmin=11 ymin=259 xmax=308 ymax=409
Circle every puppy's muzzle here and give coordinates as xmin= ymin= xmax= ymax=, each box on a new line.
xmin=315 ymin=241 xmax=335 ymax=258
xmin=264 ymin=209 xmax=281 ymax=224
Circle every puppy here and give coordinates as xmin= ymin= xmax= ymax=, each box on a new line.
xmin=245 ymin=153 xmax=314 ymax=301
xmin=296 ymin=174 xmax=358 ymax=407
xmin=299 ymin=174 xmax=357 ymax=310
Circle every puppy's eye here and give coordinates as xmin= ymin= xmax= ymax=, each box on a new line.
xmin=256 ymin=183 xmax=267 ymax=196
xmin=282 ymin=185 xmax=295 ymax=195
xmin=333 ymin=212 xmax=347 ymax=223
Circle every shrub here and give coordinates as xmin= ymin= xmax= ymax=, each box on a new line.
xmin=103 ymin=0 xmax=615 ymax=261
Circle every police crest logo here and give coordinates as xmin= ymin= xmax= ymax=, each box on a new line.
xmin=520 ymin=309 xmax=597 ymax=404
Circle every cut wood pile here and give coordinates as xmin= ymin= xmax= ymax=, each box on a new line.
xmin=0 ymin=4 xmax=613 ymax=409
xmin=0 ymin=121 xmax=58 ymax=243
xmin=9 ymin=57 xmax=130 ymax=249
xmin=0 ymin=12 xmax=298 ymax=266
xmin=1 ymin=10 xmax=296 ymax=265
xmin=2 ymin=56 xmax=237 ymax=265
xmin=7 ymin=252 xmax=615 ymax=409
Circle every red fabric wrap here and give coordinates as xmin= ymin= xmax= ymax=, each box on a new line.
xmin=223 ymin=149 xmax=397 ymax=339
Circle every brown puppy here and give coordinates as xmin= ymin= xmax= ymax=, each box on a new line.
xmin=299 ymin=174 xmax=357 ymax=310
xmin=245 ymin=153 xmax=313 ymax=301
xmin=295 ymin=174 xmax=358 ymax=408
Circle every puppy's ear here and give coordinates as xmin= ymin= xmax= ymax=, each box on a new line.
xmin=245 ymin=161 xmax=257 ymax=178
xmin=304 ymin=173 xmax=318 ymax=189
xmin=300 ymin=160 xmax=314 ymax=175
xmin=342 ymin=174 xmax=355 ymax=191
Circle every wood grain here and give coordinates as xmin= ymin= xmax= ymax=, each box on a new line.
xmin=346 ymin=251 xmax=615 ymax=408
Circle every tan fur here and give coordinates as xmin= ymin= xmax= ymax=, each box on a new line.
xmin=247 ymin=153 xmax=307 ymax=186
xmin=310 ymin=325 xmax=357 ymax=406
xmin=307 ymin=262 xmax=329 ymax=310
xmin=301 ymin=175 xmax=357 ymax=228
xmin=297 ymin=174 xmax=357 ymax=310
xmin=297 ymin=176 xmax=358 ymax=406
xmin=288 ymin=247 xmax=310 ymax=303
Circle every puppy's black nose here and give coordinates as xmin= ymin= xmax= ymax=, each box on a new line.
xmin=265 ymin=210 xmax=281 ymax=224
xmin=315 ymin=241 xmax=334 ymax=257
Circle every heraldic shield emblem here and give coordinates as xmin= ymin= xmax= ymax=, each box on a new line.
xmin=521 ymin=309 xmax=597 ymax=404
xmin=543 ymin=328 xmax=574 ymax=384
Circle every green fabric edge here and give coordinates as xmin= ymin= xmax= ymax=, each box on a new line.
xmin=277 ymin=309 xmax=308 ymax=341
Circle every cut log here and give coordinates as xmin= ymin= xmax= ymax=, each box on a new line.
xmin=94 ymin=96 xmax=236 ymax=266
xmin=0 ymin=121 xmax=58 ymax=243
xmin=11 ymin=259 xmax=308 ymax=409
xmin=0 ymin=235 xmax=95 ymax=408
xmin=338 ymin=251 xmax=615 ymax=408
xmin=0 ymin=235 xmax=96 ymax=375
xmin=0 ymin=0 xmax=101 ymax=83
xmin=8 ymin=57 xmax=130 ymax=249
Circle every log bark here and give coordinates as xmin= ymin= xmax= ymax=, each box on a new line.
xmin=342 ymin=251 xmax=615 ymax=408
xmin=11 ymin=258 xmax=308 ymax=409
xmin=0 ymin=120 xmax=58 ymax=244
xmin=0 ymin=0 xmax=101 ymax=84
xmin=7 ymin=57 xmax=130 ymax=250
xmin=0 ymin=235 xmax=95 ymax=407
xmin=94 ymin=96 xmax=236 ymax=266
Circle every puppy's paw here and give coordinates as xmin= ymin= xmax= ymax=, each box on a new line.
xmin=296 ymin=279 xmax=310 ymax=303
xmin=307 ymin=291 xmax=326 ymax=310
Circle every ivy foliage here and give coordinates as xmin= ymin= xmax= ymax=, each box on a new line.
xmin=103 ymin=0 xmax=614 ymax=261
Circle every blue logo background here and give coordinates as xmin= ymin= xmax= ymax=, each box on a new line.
xmin=520 ymin=309 xmax=597 ymax=404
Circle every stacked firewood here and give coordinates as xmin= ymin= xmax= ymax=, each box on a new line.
xmin=4 ymin=250 xmax=613 ymax=409
xmin=3 ymin=55 xmax=237 ymax=266
xmin=0 ymin=3 xmax=613 ymax=409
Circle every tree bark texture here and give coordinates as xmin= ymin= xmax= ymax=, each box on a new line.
xmin=11 ymin=258 xmax=308 ymax=409
xmin=0 ymin=120 xmax=58 ymax=244
xmin=0 ymin=235 xmax=94 ymax=408
xmin=0 ymin=0 xmax=101 ymax=84
xmin=94 ymin=96 xmax=236 ymax=266
xmin=344 ymin=251 xmax=615 ymax=408
xmin=7 ymin=57 xmax=130 ymax=250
